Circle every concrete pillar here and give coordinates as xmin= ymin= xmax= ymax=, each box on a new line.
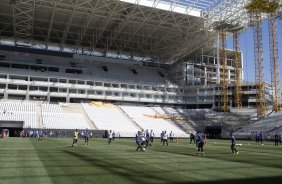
xmin=4 ymin=92 xmax=8 ymax=99
xmin=216 ymin=34 xmax=220 ymax=84
xmin=228 ymin=69 xmax=231 ymax=84
xmin=47 ymin=94 xmax=50 ymax=102
xmin=204 ymin=66 xmax=207 ymax=86
xmin=66 ymin=96 xmax=70 ymax=103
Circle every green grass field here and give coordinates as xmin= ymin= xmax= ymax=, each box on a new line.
xmin=0 ymin=138 xmax=282 ymax=184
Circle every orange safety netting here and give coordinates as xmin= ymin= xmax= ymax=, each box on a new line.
xmin=89 ymin=101 xmax=115 ymax=108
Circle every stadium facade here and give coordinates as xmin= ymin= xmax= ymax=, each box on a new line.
xmin=0 ymin=0 xmax=274 ymax=108
xmin=0 ymin=45 xmax=273 ymax=109
xmin=0 ymin=0 xmax=278 ymax=135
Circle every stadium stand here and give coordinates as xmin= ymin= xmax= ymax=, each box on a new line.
xmin=42 ymin=104 xmax=61 ymax=112
xmin=42 ymin=112 xmax=89 ymax=130
xmin=0 ymin=50 xmax=183 ymax=104
xmin=82 ymin=103 xmax=140 ymax=137
xmin=235 ymin=111 xmax=282 ymax=136
xmin=0 ymin=101 xmax=37 ymax=128
xmin=152 ymin=106 xmax=195 ymax=133
xmin=41 ymin=103 xmax=90 ymax=129
xmin=0 ymin=101 xmax=36 ymax=112
xmin=120 ymin=105 xmax=188 ymax=137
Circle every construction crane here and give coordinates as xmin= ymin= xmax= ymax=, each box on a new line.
xmin=268 ymin=0 xmax=281 ymax=112
xmin=233 ymin=30 xmax=242 ymax=108
xmin=245 ymin=0 xmax=278 ymax=117
xmin=214 ymin=22 xmax=241 ymax=112
xmin=219 ymin=28 xmax=229 ymax=112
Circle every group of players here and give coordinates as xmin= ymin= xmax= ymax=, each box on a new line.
xmin=71 ymin=129 xmax=90 ymax=147
xmin=72 ymin=129 xmax=278 ymax=156
xmin=71 ymin=128 xmax=240 ymax=156
xmin=135 ymin=130 xmax=178 ymax=151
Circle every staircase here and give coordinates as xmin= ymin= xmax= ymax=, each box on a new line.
xmin=78 ymin=104 xmax=97 ymax=129
xmin=36 ymin=103 xmax=43 ymax=128
xmin=116 ymin=105 xmax=143 ymax=131
xmin=161 ymin=107 xmax=195 ymax=134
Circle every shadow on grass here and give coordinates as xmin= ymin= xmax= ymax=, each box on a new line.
xmin=29 ymin=139 xmax=282 ymax=184
xmin=154 ymin=146 xmax=282 ymax=169
xmin=62 ymin=149 xmax=179 ymax=184
xmin=171 ymin=176 xmax=282 ymax=184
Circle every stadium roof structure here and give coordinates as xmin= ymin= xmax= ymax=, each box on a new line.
xmin=0 ymin=0 xmax=277 ymax=63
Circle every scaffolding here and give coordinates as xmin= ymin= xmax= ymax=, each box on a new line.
xmin=233 ymin=30 xmax=242 ymax=107
xmin=12 ymin=0 xmax=35 ymax=41
xmin=219 ymin=29 xmax=229 ymax=112
xmin=253 ymin=12 xmax=266 ymax=117
xmin=268 ymin=4 xmax=280 ymax=112
xmin=245 ymin=0 xmax=281 ymax=116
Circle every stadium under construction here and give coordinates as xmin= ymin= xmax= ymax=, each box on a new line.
xmin=0 ymin=0 xmax=282 ymax=138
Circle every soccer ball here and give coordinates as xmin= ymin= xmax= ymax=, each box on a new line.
xmin=142 ymin=147 xmax=146 ymax=151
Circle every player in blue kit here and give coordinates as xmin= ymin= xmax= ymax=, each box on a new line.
xmin=84 ymin=128 xmax=90 ymax=146
xmin=196 ymin=133 xmax=205 ymax=156
xmin=136 ymin=131 xmax=146 ymax=151
xmin=255 ymin=131 xmax=259 ymax=145
xmin=231 ymin=134 xmax=239 ymax=154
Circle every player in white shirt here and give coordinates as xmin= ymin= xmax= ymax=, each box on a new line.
xmin=108 ymin=130 xmax=113 ymax=144
xmin=169 ymin=131 xmax=174 ymax=143
xmin=150 ymin=130 xmax=155 ymax=143
xmin=162 ymin=131 xmax=168 ymax=146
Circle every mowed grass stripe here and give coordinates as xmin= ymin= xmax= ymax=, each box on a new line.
xmin=0 ymin=138 xmax=53 ymax=184
xmin=1 ymin=138 xmax=282 ymax=184
xmin=34 ymin=138 xmax=282 ymax=183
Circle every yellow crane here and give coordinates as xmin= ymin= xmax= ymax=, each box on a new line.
xmin=245 ymin=0 xmax=280 ymax=116
xmin=219 ymin=29 xmax=229 ymax=112
xmin=233 ymin=30 xmax=242 ymax=108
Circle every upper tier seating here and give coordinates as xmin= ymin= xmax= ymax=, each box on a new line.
xmin=0 ymin=50 xmax=171 ymax=86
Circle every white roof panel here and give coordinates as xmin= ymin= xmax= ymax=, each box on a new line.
xmin=120 ymin=0 xmax=203 ymax=17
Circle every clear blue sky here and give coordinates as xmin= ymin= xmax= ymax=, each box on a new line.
xmin=226 ymin=18 xmax=282 ymax=85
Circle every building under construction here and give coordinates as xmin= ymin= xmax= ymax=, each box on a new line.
xmin=0 ymin=0 xmax=281 ymax=116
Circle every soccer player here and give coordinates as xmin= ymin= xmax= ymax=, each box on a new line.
xmin=196 ymin=133 xmax=204 ymax=156
xmin=136 ymin=131 xmax=146 ymax=151
xmin=255 ymin=131 xmax=260 ymax=145
xmin=35 ymin=130 xmax=39 ymax=140
xmin=162 ymin=131 xmax=168 ymax=146
xmin=112 ymin=131 xmax=116 ymax=141
xmin=231 ymin=134 xmax=239 ymax=154
xmin=160 ymin=131 xmax=164 ymax=143
xmin=38 ymin=129 xmax=43 ymax=141
xmin=84 ymin=128 xmax=90 ymax=146
xmin=190 ymin=132 xmax=196 ymax=145
xmin=108 ymin=130 xmax=113 ymax=144
xmin=136 ymin=131 xmax=142 ymax=151
xmin=150 ymin=130 xmax=155 ymax=143
xmin=259 ymin=132 xmax=264 ymax=145
xmin=169 ymin=131 xmax=174 ymax=143
xmin=274 ymin=132 xmax=279 ymax=146
xmin=145 ymin=129 xmax=152 ymax=148
xmin=72 ymin=129 xmax=79 ymax=147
